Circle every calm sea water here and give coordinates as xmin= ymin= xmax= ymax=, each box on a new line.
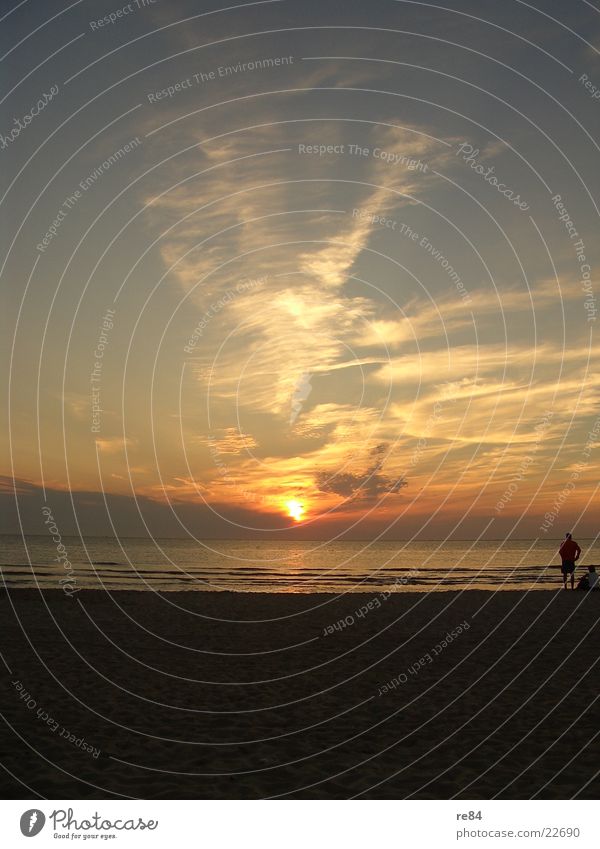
xmin=1 ymin=535 xmax=599 ymax=593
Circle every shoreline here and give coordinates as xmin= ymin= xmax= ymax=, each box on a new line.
xmin=0 ymin=585 xmax=567 ymax=593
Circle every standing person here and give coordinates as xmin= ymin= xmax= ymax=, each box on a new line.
xmin=558 ymin=532 xmax=581 ymax=590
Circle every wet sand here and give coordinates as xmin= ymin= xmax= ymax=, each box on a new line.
xmin=1 ymin=588 xmax=599 ymax=799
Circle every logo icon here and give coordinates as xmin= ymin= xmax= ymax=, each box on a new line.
xmin=20 ymin=810 xmax=45 ymax=837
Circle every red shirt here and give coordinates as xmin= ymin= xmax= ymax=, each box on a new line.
xmin=559 ymin=539 xmax=581 ymax=561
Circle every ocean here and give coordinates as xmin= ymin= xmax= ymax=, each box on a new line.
xmin=1 ymin=535 xmax=598 ymax=593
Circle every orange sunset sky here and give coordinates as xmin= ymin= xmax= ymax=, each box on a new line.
xmin=2 ymin=0 xmax=599 ymax=539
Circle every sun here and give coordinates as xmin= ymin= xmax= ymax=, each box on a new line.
xmin=285 ymin=499 xmax=305 ymax=522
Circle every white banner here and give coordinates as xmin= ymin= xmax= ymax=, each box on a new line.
xmin=0 ymin=800 xmax=597 ymax=848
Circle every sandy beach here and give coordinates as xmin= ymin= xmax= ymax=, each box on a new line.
xmin=1 ymin=588 xmax=599 ymax=799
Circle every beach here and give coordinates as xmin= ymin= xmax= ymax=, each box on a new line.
xmin=1 ymin=588 xmax=599 ymax=799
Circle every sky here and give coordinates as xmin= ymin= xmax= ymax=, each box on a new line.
xmin=1 ymin=0 xmax=599 ymax=540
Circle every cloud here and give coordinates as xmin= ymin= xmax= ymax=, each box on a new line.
xmin=315 ymin=442 xmax=407 ymax=501
xmin=141 ymin=110 xmax=450 ymax=429
xmin=198 ymin=427 xmax=257 ymax=454
xmin=0 ymin=477 xmax=291 ymax=537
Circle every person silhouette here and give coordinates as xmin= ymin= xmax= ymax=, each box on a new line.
xmin=558 ymin=532 xmax=581 ymax=590
xmin=576 ymin=565 xmax=598 ymax=591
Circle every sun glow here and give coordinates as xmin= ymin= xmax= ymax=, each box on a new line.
xmin=285 ymin=499 xmax=305 ymax=522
